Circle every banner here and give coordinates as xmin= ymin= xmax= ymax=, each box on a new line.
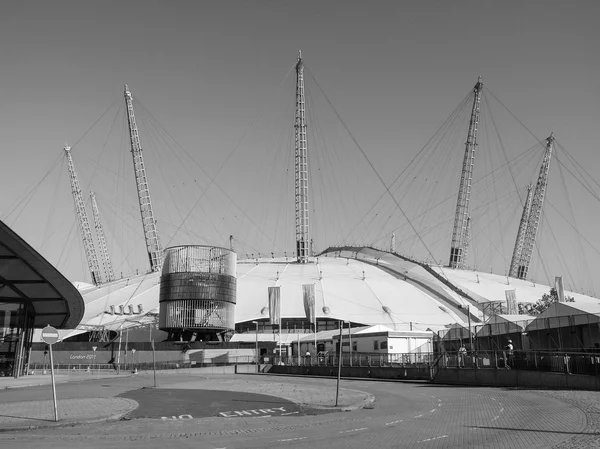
xmin=302 ymin=284 xmax=315 ymax=323
xmin=505 ymin=289 xmax=517 ymax=315
xmin=555 ymin=276 xmax=565 ymax=303
xmin=268 ymin=286 xmax=281 ymax=325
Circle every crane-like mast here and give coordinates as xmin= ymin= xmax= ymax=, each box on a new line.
xmin=124 ymin=85 xmax=164 ymax=272
xmin=294 ymin=51 xmax=310 ymax=263
xmin=64 ymin=144 xmax=103 ymax=285
xmin=462 ymin=215 xmax=472 ymax=266
xmin=90 ymin=191 xmax=115 ymax=282
xmin=449 ymin=77 xmax=483 ymax=269
xmin=508 ymin=183 xmax=534 ymax=278
xmin=514 ymin=133 xmax=554 ymax=280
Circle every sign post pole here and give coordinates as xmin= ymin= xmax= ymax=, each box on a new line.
xmin=41 ymin=325 xmax=60 ymax=422
xmin=49 ymin=344 xmax=58 ymax=422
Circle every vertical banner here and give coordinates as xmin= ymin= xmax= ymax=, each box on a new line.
xmin=555 ymin=276 xmax=565 ymax=303
xmin=302 ymin=284 xmax=315 ymax=323
xmin=505 ymin=289 xmax=517 ymax=315
xmin=268 ymin=286 xmax=281 ymax=325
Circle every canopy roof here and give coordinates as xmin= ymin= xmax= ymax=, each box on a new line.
xmin=526 ymin=302 xmax=600 ymax=331
xmin=476 ymin=314 xmax=535 ymax=337
xmin=0 ymin=220 xmax=84 ymax=328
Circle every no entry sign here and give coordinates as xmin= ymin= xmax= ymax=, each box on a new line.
xmin=41 ymin=326 xmax=60 ymax=345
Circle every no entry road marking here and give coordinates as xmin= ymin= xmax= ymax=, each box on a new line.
xmin=219 ymin=407 xmax=289 ymax=418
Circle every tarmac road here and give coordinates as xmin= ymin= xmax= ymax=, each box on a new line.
xmin=119 ymin=388 xmax=305 ymax=419
xmin=1 ymin=373 xmax=599 ymax=448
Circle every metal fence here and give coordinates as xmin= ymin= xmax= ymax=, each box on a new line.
xmin=438 ymin=349 xmax=600 ymax=376
xmin=268 ymin=352 xmax=436 ymax=368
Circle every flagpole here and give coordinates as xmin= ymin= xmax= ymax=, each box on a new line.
xmin=279 ymin=289 xmax=282 ymax=364
xmin=349 ymin=321 xmax=352 ymax=367
xmin=314 ymin=312 xmax=317 ymax=357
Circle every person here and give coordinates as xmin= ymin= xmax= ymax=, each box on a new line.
xmin=505 ymin=339 xmax=514 ymax=369
xmin=458 ymin=343 xmax=467 ymax=368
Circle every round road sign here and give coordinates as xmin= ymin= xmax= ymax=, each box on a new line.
xmin=41 ymin=326 xmax=60 ymax=345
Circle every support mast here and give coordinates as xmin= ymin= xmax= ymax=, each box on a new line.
xmin=64 ymin=144 xmax=103 ymax=285
xmin=462 ymin=215 xmax=472 ymax=267
xmin=508 ymin=184 xmax=534 ymax=278
xmin=124 ymin=85 xmax=164 ymax=272
xmin=514 ymin=133 xmax=554 ymax=280
xmin=449 ymin=77 xmax=483 ymax=269
xmin=390 ymin=232 xmax=396 ymax=253
xmin=294 ymin=51 xmax=310 ymax=263
xmin=90 ymin=191 xmax=115 ymax=282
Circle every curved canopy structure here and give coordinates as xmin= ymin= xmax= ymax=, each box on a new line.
xmin=0 ymin=220 xmax=84 ymax=329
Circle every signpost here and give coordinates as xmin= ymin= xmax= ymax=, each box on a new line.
xmin=41 ymin=325 xmax=60 ymax=422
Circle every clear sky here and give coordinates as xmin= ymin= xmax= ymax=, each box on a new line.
xmin=1 ymin=1 xmax=599 ymax=295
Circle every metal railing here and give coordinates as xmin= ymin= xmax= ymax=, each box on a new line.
xmin=268 ymin=352 xmax=436 ymax=368
xmin=438 ymin=350 xmax=600 ymax=376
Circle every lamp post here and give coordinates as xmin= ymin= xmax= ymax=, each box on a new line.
xmin=335 ymin=320 xmax=343 ymax=406
xmin=252 ymin=321 xmax=259 ymax=372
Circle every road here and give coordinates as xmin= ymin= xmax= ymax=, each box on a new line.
xmin=1 ymin=373 xmax=598 ymax=448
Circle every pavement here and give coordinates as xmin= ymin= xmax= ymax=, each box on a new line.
xmin=0 ymin=371 xmax=373 ymax=432
xmin=0 ymin=372 xmax=127 ymax=390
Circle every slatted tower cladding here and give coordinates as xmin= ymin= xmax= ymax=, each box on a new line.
xmin=64 ymin=145 xmax=103 ymax=285
xmin=294 ymin=51 xmax=310 ymax=263
xmin=124 ymin=85 xmax=164 ymax=273
xmin=159 ymin=246 xmax=237 ymax=341
xmin=449 ymin=77 xmax=483 ymax=269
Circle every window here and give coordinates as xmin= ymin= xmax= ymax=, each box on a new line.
xmin=373 ymin=341 xmax=379 ymax=350
xmin=381 ymin=341 xmax=388 ymax=350
xmin=352 ymin=342 xmax=357 ymax=351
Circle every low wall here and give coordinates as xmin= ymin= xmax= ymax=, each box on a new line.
xmin=433 ymin=367 xmax=600 ymax=390
xmin=266 ymin=365 xmax=431 ymax=380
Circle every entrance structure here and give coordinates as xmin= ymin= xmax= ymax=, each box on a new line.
xmin=159 ymin=245 xmax=237 ymax=342
xmin=0 ymin=220 xmax=84 ymax=377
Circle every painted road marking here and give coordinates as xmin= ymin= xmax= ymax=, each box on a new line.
xmin=277 ymin=437 xmax=307 ymax=442
xmin=492 ymin=416 xmax=499 ymax=421
xmin=429 ymin=409 xmax=436 ymax=413
xmin=414 ymin=414 xmax=424 ymax=418
xmin=385 ymin=420 xmax=402 ymax=426
xmin=499 ymin=407 xmax=504 ymax=413
xmin=161 ymin=414 xmax=194 ymax=421
xmin=281 ymin=411 xmax=300 ymax=416
xmin=339 ymin=428 xmax=368 ymax=434
xmin=418 ymin=435 xmax=448 ymax=443
xmin=219 ymin=407 xmax=288 ymax=418
xmin=491 ymin=398 xmax=497 ymax=401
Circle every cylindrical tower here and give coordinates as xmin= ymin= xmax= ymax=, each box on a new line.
xmin=159 ymin=246 xmax=237 ymax=339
